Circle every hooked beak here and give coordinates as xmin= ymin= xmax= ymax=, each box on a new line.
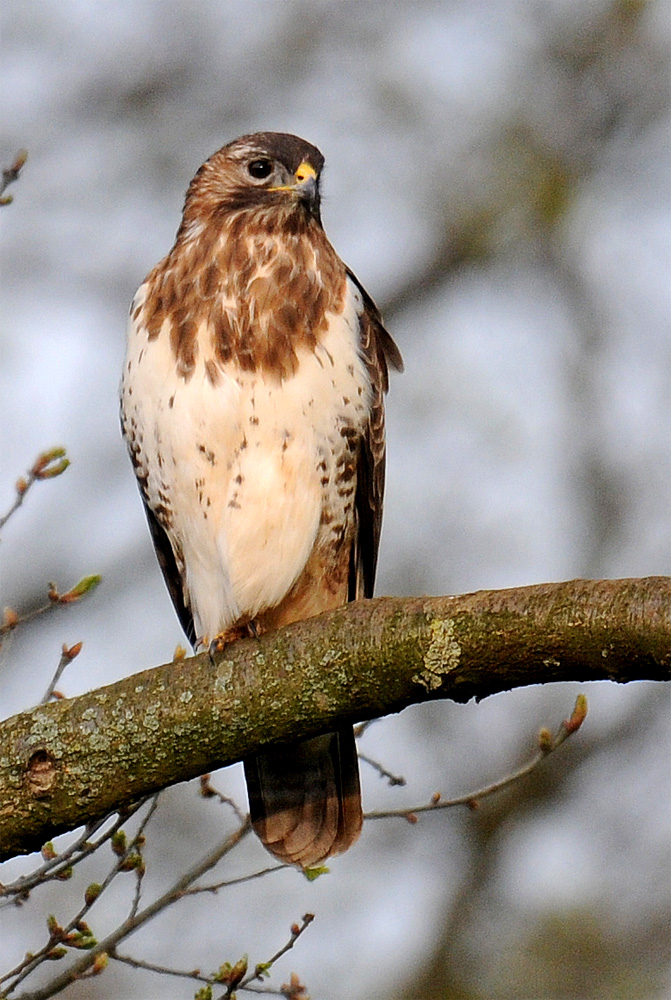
xmin=270 ymin=160 xmax=320 ymax=215
xmin=293 ymin=161 xmax=318 ymax=204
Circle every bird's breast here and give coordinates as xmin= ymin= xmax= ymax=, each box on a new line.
xmin=121 ymin=275 xmax=371 ymax=639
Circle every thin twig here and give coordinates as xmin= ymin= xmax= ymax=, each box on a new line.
xmin=181 ymin=862 xmax=287 ymax=898
xmin=111 ymin=951 xmax=288 ymax=996
xmin=199 ymin=774 xmax=247 ymax=824
xmin=111 ymin=952 xmax=214 ymax=985
xmin=12 ymin=819 xmax=252 ymax=1000
xmin=0 ymin=601 xmax=56 ymax=639
xmin=0 ymin=800 xmax=149 ymax=905
xmin=0 ymin=450 xmax=68 ymax=534
xmin=358 ymin=752 xmax=406 ymax=786
xmin=365 ymin=696 xmax=587 ymax=821
xmin=41 ymin=650 xmax=70 ymax=704
xmin=2 ymin=798 xmax=159 ymax=995
xmin=127 ymin=796 xmax=159 ymax=919
xmin=239 ymin=913 xmax=314 ymax=991
xmin=1 ymin=578 xmax=100 ymax=644
xmin=41 ymin=644 xmax=82 ymax=704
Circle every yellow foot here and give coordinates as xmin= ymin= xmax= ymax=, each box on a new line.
xmin=203 ymin=621 xmax=261 ymax=661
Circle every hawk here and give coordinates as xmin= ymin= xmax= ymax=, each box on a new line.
xmin=121 ymin=132 xmax=402 ymax=868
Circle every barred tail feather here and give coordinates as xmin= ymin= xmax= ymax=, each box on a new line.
xmin=244 ymin=727 xmax=363 ymax=868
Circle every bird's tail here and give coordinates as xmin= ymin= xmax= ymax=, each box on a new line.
xmin=243 ymin=727 xmax=363 ymax=868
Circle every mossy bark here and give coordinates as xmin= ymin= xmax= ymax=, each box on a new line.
xmin=1 ymin=577 xmax=669 ymax=861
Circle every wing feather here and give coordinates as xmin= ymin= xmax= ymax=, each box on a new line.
xmin=347 ymin=268 xmax=403 ymax=601
xmin=143 ymin=502 xmax=196 ymax=647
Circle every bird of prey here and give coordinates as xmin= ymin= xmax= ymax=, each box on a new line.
xmin=121 ymin=131 xmax=402 ymax=868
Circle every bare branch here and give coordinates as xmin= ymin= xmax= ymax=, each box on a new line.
xmin=181 ymin=863 xmax=287 ymax=899
xmin=41 ymin=644 xmax=83 ymax=705
xmin=199 ymin=774 xmax=247 ymax=824
xmin=0 ymin=801 xmax=148 ymax=905
xmin=365 ymin=694 xmax=587 ymax=821
xmin=358 ymin=753 xmax=406 ymax=787
xmin=110 ymin=951 xmax=214 ymax=986
xmin=0 ymin=577 xmax=668 ymax=862
xmin=240 ymin=913 xmax=314 ymax=993
xmin=1 ymin=797 xmax=157 ymax=995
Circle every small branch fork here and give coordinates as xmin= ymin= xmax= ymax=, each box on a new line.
xmin=0 ymin=800 xmax=150 ymax=908
xmin=111 ymin=912 xmax=314 ymax=998
xmin=0 ymin=797 xmax=158 ymax=996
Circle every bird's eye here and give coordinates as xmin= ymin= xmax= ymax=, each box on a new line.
xmin=248 ymin=159 xmax=273 ymax=180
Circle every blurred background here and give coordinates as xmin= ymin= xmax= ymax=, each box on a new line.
xmin=1 ymin=1 xmax=669 ymax=998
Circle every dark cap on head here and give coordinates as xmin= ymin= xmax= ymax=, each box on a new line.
xmin=225 ymin=131 xmax=325 ymax=176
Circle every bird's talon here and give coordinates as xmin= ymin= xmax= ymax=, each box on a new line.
xmin=208 ymin=634 xmax=227 ymax=662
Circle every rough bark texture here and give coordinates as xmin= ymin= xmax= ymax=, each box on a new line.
xmin=1 ymin=577 xmax=669 ymax=862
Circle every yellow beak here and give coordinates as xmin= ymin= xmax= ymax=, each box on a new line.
xmin=269 ymin=161 xmax=318 ymax=193
xmin=294 ymin=161 xmax=317 ymax=184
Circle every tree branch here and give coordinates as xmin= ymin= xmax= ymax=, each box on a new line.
xmin=8 ymin=820 xmax=251 ymax=1000
xmin=1 ymin=577 xmax=668 ymax=862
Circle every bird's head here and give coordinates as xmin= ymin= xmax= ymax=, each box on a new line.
xmin=181 ymin=132 xmax=325 ymax=232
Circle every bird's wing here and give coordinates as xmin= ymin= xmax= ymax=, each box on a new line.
xmin=142 ymin=501 xmax=197 ymax=648
xmin=347 ymin=268 xmax=403 ymax=600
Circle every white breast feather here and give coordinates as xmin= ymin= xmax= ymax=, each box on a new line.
xmin=122 ymin=277 xmax=369 ymax=643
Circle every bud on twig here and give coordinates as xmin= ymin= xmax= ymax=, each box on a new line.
xmin=32 ymin=448 xmax=69 ymax=480
xmin=58 ymin=575 xmax=102 ymax=604
xmin=40 ymin=842 xmax=57 ymax=861
xmin=91 ymin=952 xmax=108 ymax=975
xmin=63 ymin=641 xmax=83 ymax=660
xmin=84 ymin=883 xmax=102 ymax=907
xmin=563 ymin=693 xmax=588 ymax=735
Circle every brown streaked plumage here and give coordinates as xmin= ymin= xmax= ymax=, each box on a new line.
xmin=121 ymin=131 xmax=402 ymax=868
